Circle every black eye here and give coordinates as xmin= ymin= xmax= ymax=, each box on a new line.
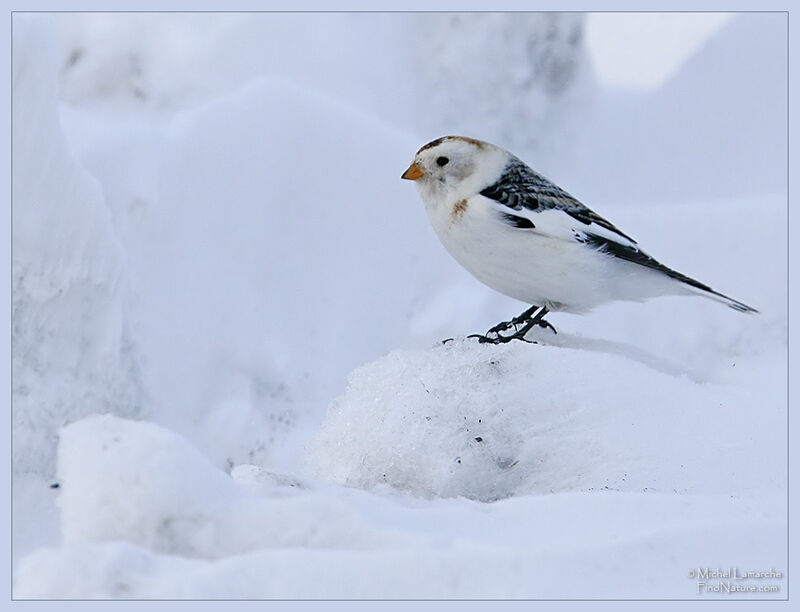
xmin=436 ymin=156 xmax=449 ymax=167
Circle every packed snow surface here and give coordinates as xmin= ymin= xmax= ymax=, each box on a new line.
xmin=12 ymin=12 xmax=787 ymax=599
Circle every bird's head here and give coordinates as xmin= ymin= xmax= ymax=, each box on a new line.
xmin=401 ymin=136 xmax=509 ymax=203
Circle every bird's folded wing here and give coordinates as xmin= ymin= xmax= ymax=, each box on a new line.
xmin=479 ymin=155 xmax=638 ymax=246
xmin=484 ymin=196 xmax=719 ymax=294
xmin=478 ymin=155 xmax=756 ymax=311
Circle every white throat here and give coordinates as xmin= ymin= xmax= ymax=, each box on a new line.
xmin=417 ymin=147 xmax=509 ymax=210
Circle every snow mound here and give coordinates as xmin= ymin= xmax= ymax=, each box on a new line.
xmin=306 ymin=335 xmax=784 ymax=502
xmin=55 ymin=415 xmax=399 ymax=559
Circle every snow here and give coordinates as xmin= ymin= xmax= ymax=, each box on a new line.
xmin=585 ymin=13 xmax=735 ymax=89
xmin=563 ymin=12 xmax=787 ymax=205
xmin=54 ymin=415 xmax=398 ymax=558
xmin=55 ymin=13 xmax=421 ymax=123
xmin=307 ymin=316 xmax=784 ymax=502
xmin=12 ymin=14 xmax=142 ymax=479
xmin=13 ymin=413 xmax=784 ymax=598
xmin=93 ymin=75 xmax=457 ymax=471
xmin=12 ymin=12 xmax=787 ymax=600
xmin=411 ymin=13 xmax=592 ymax=154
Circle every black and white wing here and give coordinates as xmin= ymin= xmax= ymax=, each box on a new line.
xmin=479 ymin=156 xmax=758 ymax=312
xmin=480 ymin=156 xmax=637 ymax=244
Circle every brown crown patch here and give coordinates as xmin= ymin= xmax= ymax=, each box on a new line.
xmin=416 ymin=136 xmax=489 ymax=155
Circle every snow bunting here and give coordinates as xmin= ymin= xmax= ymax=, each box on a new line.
xmin=401 ymin=135 xmax=757 ymax=343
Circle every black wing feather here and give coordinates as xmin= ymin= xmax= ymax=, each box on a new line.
xmin=581 ymin=232 xmax=712 ymax=292
xmin=498 ymin=212 xmax=535 ymax=229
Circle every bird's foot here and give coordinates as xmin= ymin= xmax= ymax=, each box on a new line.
xmin=471 ymin=305 xmax=557 ymax=344
xmin=444 ymin=333 xmax=533 ymax=344
xmin=446 ymin=306 xmax=557 ymax=345
xmin=468 ymin=331 xmax=537 ymax=344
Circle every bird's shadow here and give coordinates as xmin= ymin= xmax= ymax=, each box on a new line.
xmin=532 ymin=330 xmax=708 ymax=383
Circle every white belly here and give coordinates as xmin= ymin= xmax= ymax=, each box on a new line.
xmin=424 ymin=195 xmax=678 ymax=313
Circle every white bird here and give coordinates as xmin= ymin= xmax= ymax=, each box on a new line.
xmin=401 ymin=135 xmax=757 ymax=343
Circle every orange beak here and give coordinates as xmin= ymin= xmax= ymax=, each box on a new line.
xmin=401 ymin=163 xmax=424 ymax=181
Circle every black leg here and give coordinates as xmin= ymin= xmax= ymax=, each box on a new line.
xmin=469 ymin=305 xmax=557 ymax=344
xmin=508 ymin=304 xmax=542 ymax=329
xmin=484 ymin=304 xmax=541 ymax=336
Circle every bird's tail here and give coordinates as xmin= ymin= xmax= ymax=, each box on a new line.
xmin=642 ymin=254 xmax=759 ymax=313
xmin=583 ymin=231 xmax=758 ymax=313
xmin=682 ymin=282 xmax=759 ymax=314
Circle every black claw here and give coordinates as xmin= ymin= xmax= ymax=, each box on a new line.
xmin=449 ymin=306 xmax=558 ymax=346
xmin=538 ymin=320 xmax=558 ymax=334
xmin=486 ymin=320 xmax=514 ymax=335
xmin=467 ymin=331 xmax=537 ymax=345
xmin=469 ymin=305 xmax=556 ymax=344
